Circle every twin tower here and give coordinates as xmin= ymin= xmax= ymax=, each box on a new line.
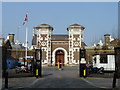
xmin=32 ymin=24 xmax=85 ymax=66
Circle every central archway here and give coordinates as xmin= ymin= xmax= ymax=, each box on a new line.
xmin=52 ymin=47 xmax=68 ymax=66
xmin=55 ymin=50 xmax=64 ymax=66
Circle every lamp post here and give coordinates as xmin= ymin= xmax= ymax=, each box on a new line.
xmin=113 ymin=47 xmax=120 ymax=88
xmin=3 ymin=46 xmax=8 ymax=88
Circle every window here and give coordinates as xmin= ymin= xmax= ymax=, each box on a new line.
xmin=80 ymin=49 xmax=86 ymax=58
xmin=94 ymin=57 xmax=96 ymax=63
xmin=100 ymin=55 xmax=107 ymax=63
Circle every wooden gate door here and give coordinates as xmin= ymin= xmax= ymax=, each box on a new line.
xmin=55 ymin=50 xmax=64 ymax=66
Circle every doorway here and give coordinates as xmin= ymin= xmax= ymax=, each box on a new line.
xmin=55 ymin=50 xmax=64 ymax=66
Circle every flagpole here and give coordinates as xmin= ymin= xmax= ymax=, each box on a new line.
xmin=26 ymin=12 xmax=28 ymax=65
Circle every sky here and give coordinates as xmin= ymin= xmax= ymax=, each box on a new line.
xmin=119 ymin=2 xmax=120 ymax=40
xmin=2 ymin=2 xmax=118 ymax=47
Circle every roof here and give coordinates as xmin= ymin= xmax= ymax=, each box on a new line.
xmin=104 ymin=34 xmax=110 ymax=36
xmin=36 ymin=24 xmax=50 ymax=27
xmin=2 ymin=39 xmax=12 ymax=49
xmin=67 ymin=23 xmax=85 ymax=30
xmin=11 ymin=44 xmax=25 ymax=49
xmin=35 ymin=24 xmax=53 ymax=31
xmin=51 ymin=35 xmax=69 ymax=40
xmin=35 ymin=24 xmax=53 ymax=30
xmin=8 ymin=33 xmax=15 ymax=35
xmin=83 ymin=42 xmax=87 ymax=46
xmin=70 ymin=24 xmax=82 ymax=26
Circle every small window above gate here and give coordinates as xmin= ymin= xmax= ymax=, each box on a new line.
xmin=56 ymin=50 xmax=64 ymax=55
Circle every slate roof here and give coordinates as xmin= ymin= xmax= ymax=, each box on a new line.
xmin=69 ymin=23 xmax=85 ymax=28
xmin=83 ymin=42 xmax=87 ymax=46
xmin=67 ymin=23 xmax=85 ymax=31
xmin=51 ymin=35 xmax=69 ymax=40
xmin=70 ymin=24 xmax=82 ymax=26
xmin=35 ymin=24 xmax=53 ymax=29
xmin=11 ymin=44 xmax=25 ymax=49
xmin=104 ymin=34 xmax=110 ymax=36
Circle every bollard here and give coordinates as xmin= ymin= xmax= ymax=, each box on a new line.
xmin=36 ymin=69 xmax=38 ymax=78
xmin=5 ymin=71 xmax=8 ymax=88
xmin=83 ymin=69 xmax=86 ymax=78
xmin=59 ymin=60 xmax=62 ymax=70
xmin=58 ymin=61 xmax=60 ymax=69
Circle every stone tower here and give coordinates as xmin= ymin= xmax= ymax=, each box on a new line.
xmin=67 ymin=24 xmax=85 ymax=64
xmin=35 ymin=24 xmax=53 ymax=64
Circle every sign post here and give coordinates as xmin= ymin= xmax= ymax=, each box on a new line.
xmin=35 ymin=49 xmax=42 ymax=78
xmin=79 ymin=49 xmax=86 ymax=77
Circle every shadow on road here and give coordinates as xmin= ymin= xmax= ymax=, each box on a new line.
xmin=42 ymin=73 xmax=53 ymax=77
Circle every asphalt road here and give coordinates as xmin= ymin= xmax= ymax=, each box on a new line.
xmin=27 ymin=66 xmax=97 ymax=88
xmin=2 ymin=66 xmax=110 ymax=89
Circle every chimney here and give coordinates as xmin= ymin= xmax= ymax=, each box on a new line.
xmin=8 ymin=34 xmax=15 ymax=44
xmin=104 ymin=34 xmax=110 ymax=46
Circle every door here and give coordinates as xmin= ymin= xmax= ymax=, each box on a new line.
xmin=55 ymin=50 xmax=64 ymax=66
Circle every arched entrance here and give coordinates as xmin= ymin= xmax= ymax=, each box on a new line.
xmin=55 ymin=50 xmax=64 ymax=66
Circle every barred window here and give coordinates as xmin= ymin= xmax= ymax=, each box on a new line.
xmin=100 ymin=55 xmax=107 ymax=63
xmin=94 ymin=57 xmax=96 ymax=63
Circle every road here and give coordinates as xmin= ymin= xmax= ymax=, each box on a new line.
xmin=29 ymin=66 xmax=96 ymax=88
xmin=2 ymin=66 xmax=108 ymax=89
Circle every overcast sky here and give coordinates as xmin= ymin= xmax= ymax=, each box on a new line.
xmin=2 ymin=2 xmax=118 ymax=47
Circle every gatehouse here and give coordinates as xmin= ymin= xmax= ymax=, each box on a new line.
xmin=31 ymin=23 xmax=85 ymax=66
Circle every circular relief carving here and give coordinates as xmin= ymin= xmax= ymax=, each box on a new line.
xmin=74 ymin=42 xmax=79 ymax=46
xmin=41 ymin=41 xmax=46 ymax=46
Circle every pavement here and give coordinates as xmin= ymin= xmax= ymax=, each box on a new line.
xmin=82 ymin=77 xmax=120 ymax=89
xmin=2 ymin=66 xmax=120 ymax=89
